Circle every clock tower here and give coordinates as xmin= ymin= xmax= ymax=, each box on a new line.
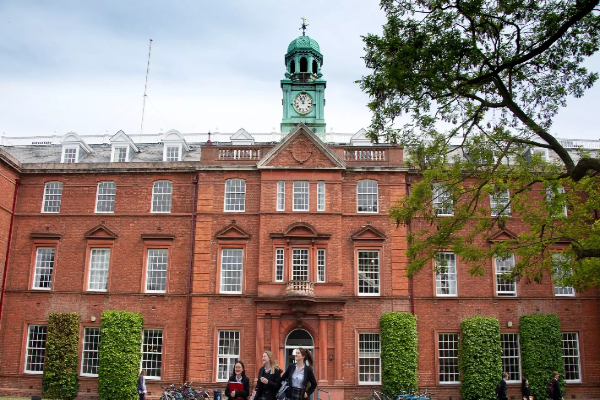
xmin=281 ymin=25 xmax=326 ymax=136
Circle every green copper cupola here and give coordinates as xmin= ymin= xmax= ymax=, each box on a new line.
xmin=281 ymin=21 xmax=326 ymax=137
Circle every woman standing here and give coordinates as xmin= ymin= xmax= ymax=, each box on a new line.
xmin=254 ymin=351 xmax=281 ymax=400
xmin=225 ymin=361 xmax=250 ymax=400
xmin=280 ymin=348 xmax=317 ymax=400
xmin=137 ymin=370 xmax=146 ymax=400
xmin=521 ymin=378 xmax=531 ymax=400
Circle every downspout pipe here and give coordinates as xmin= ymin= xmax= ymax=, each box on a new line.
xmin=0 ymin=178 xmax=20 ymax=324
xmin=406 ymin=180 xmax=414 ymax=315
xmin=183 ymin=173 xmax=199 ymax=383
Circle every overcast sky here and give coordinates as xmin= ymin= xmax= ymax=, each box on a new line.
xmin=0 ymin=0 xmax=598 ymax=140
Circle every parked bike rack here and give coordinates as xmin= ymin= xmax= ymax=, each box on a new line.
xmin=317 ymin=388 xmax=331 ymax=400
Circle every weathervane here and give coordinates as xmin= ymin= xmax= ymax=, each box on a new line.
xmin=300 ymin=18 xmax=309 ymax=36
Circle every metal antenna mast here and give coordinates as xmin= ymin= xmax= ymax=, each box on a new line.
xmin=140 ymin=39 xmax=153 ymax=136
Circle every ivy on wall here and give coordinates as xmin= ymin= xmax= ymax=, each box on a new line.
xmin=380 ymin=312 xmax=418 ymax=395
xmin=459 ymin=316 xmax=502 ymax=400
xmin=520 ymin=314 xmax=565 ymax=400
xmin=42 ymin=312 xmax=80 ymax=400
xmin=98 ymin=310 xmax=144 ymax=400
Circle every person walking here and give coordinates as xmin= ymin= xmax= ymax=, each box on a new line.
xmin=254 ymin=351 xmax=281 ymax=400
xmin=225 ymin=361 xmax=250 ymax=400
xmin=496 ymin=372 xmax=508 ymax=400
xmin=280 ymin=348 xmax=317 ymax=400
xmin=521 ymin=378 xmax=531 ymax=400
xmin=137 ymin=370 xmax=147 ymax=400
xmin=551 ymin=371 xmax=564 ymax=400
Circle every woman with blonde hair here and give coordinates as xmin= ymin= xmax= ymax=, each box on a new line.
xmin=253 ymin=350 xmax=281 ymax=400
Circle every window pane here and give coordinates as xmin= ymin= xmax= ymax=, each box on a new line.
xmin=63 ymin=148 xmax=77 ymax=163
xmin=277 ymin=181 xmax=285 ymax=211
xmin=501 ymin=333 xmax=521 ymax=382
xmin=221 ymin=249 xmax=243 ymax=293
xmin=358 ymin=251 xmax=380 ymax=295
xmin=546 ymin=186 xmax=567 ymax=217
xmin=43 ymin=182 xmax=63 ymax=213
xmin=358 ymin=333 xmax=381 ymax=383
xmin=433 ymin=183 xmax=453 ymax=215
xmin=553 ymin=253 xmax=575 ymax=296
xmin=293 ymin=181 xmax=309 ymax=211
xmin=225 ymin=179 xmax=246 ymax=212
xmin=357 ymin=180 xmax=378 ymax=213
xmin=436 ymin=253 xmax=457 ymax=296
xmin=152 ymin=181 xmax=172 ymax=213
xmin=562 ymin=332 xmax=581 ymax=381
xmin=217 ymin=330 xmax=240 ymax=381
xmin=33 ymin=248 xmax=55 ymax=289
xmin=146 ymin=249 xmax=168 ymax=292
xmin=438 ymin=333 xmax=459 ymax=383
xmin=275 ymin=248 xmax=284 ymax=282
xmin=292 ymin=249 xmax=309 ymax=281
xmin=495 ymin=255 xmax=516 ymax=296
xmin=88 ymin=249 xmax=110 ymax=291
xmin=165 ymin=146 xmax=180 ymax=161
xmin=317 ymin=181 xmax=325 ymax=211
xmin=82 ymin=327 xmax=100 ymax=376
xmin=114 ymin=147 xmax=127 ymax=162
xmin=142 ymin=329 xmax=163 ymax=378
xmin=490 ymin=189 xmax=511 ymax=216
xmin=25 ymin=325 xmax=47 ymax=373
xmin=317 ymin=249 xmax=326 ymax=283
xmin=96 ymin=181 xmax=116 ymax=213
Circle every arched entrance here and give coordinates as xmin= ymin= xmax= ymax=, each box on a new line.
xmin=284 ymin=329 xmax=314 ymax=367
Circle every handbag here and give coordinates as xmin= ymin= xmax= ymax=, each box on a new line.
xmin=275 ymin=380 xmax=289 ymax=400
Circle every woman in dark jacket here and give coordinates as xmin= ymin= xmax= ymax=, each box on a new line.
xmin=521 ymin=378 xmax=530 ymax=399
xmin=280 ymin=348 xmax=317 ymax=400
xmin=254 ymin=351 xmax=281 ymax=400
xmin=225 ymin=361 xmax=250 ymax=400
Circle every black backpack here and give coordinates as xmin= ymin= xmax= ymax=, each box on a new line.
xmin=546 ymin=379 xmax=555 ymax=397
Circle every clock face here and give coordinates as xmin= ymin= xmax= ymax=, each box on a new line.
xmin=293 ymin=93 xmax=313 ymax=114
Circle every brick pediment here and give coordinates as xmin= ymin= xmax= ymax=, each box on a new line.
xmin=270 ymin=222 xmax=331 ymax=240
xmin=487 ymin=229 xmax=518 ymax=243
xmin=216 ymin=222 xmax=251 ymax=240
xmin=257 ymin=124 xmax=346 ymax=170
xmin=351 ymin=225 xmax=387 ymax=241
xmin=84 ymin=223 xmax=118 ymax=239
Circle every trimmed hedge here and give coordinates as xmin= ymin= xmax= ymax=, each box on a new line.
xmin=98 ymin=310 xmax=144 ymax=400
xmin=380 ymin=312 xmax=418 ymax=395
xmin=459 ymin=316 xmax=502 ymax=400
xmin=520 ymin=314 xmax=565 ymax=400
xmin=42 ymin=312 xmax=80 ymax=399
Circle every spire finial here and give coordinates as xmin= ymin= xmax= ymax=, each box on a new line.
xmin=300 ymin=18 xmax=309 ymax=36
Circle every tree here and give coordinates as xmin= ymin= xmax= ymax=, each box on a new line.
xmin=359 ymin=0 xmax=600 ymax=289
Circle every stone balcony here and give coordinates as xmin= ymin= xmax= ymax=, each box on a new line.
xmin=285 ymin=280 xmax=315 ymax=298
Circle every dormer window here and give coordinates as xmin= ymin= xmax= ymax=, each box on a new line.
xmin=165 ymin=145 xmax=181 ymax=161
xmin=60 ymin=132 xmax=92 ymax=164
xmin=162 ymin=129 xmax=188 ymax=162
xmin=62 ymin=147 xmax=78 ymax=163
xmin=109 ymin=130 xmax=139 ymax=162
xmin=112 ymin=146 xmax=128 ymax=162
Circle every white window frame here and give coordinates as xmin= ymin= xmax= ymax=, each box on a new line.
xmin=495 ymin=254 xmax=517 ymax=296
xmin=277 ymin=181 xmax=285 ymax=211
xmin=433 ymin=183 xmax=454 ymax=216
xmin=357 ymin=180 xmax=378 ymax=213
xmin=217 ymin=330 xmax=240 ymax=382
xmin=25 ymin=325 xmax=47 ymax=374
xmin=164 ymin=145 xmax=182 ymax=162
xmin=317 ymin=181 xmax=325 ymax=212
xmin=533 ymin=148 xmax=549 ymax=162
xmin=220 ymin=248 xmax=243 ymax=294
xmin=145 ymin=249 xmax=168 ymax=293
xmin=151 ymin=181 xmax=172 ymax=213
xmin=32 ymin=247 xmax=55 ymax=290
xmin=553 ymin=253 xmax=575 ymax=296
xmin=357 ymin=250 xmax=380 ymax=296
xmin=88 ymin=248 xmax=110 ymax=292
xmin=358 ymin=333 xmax=381 ymax=384
xmin=317 ymin=249 xmax=326 ymax=283
xmin=435 ymin=252 xmax=457 ymax=296
xmin=292 ymin=248 xmax=310 ymax=281
xmin=546 ymin=186 xmax=568 ymax=217
xmin=42 ymin=181 xmax=63 ymax=213
xmin=500 ymin=333 xmax=521 ymax=383
xmin=111 ymin=146 xmax=129 ymax=162
xmin=490 ymin=189 xmax=511 ymax=217
xmin=141 ymin=329 xmax=163 ymax=379
xmin=438 ymin=333 xmax=460 ymax=384
xmin=224 ymin=179 xmax=246 ymax=212
xmin=95 ymin=181 xmax=116 ymax=213
xmin=275 ymin=248 xmax=284 ymax=282
xmin=562 ymin=332 xmax=581 ymax=383
xmin=81 ymin=327 xmax=100 ymax=377
xmin=61 ymin=146 xmax=79 ymax=163
xmin=293 ymin=181 xmax=309 ymax=211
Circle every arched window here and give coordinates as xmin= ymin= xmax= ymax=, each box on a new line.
xmin=312 ymin=60 xmax=318 ymax=74
xmin=290 ymin=60 xmax=296 ymax=74
xmin=285 ymin=329 xmax=314 ymax=367
xmin=300 ymin=57 xmax=308 ymax=72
